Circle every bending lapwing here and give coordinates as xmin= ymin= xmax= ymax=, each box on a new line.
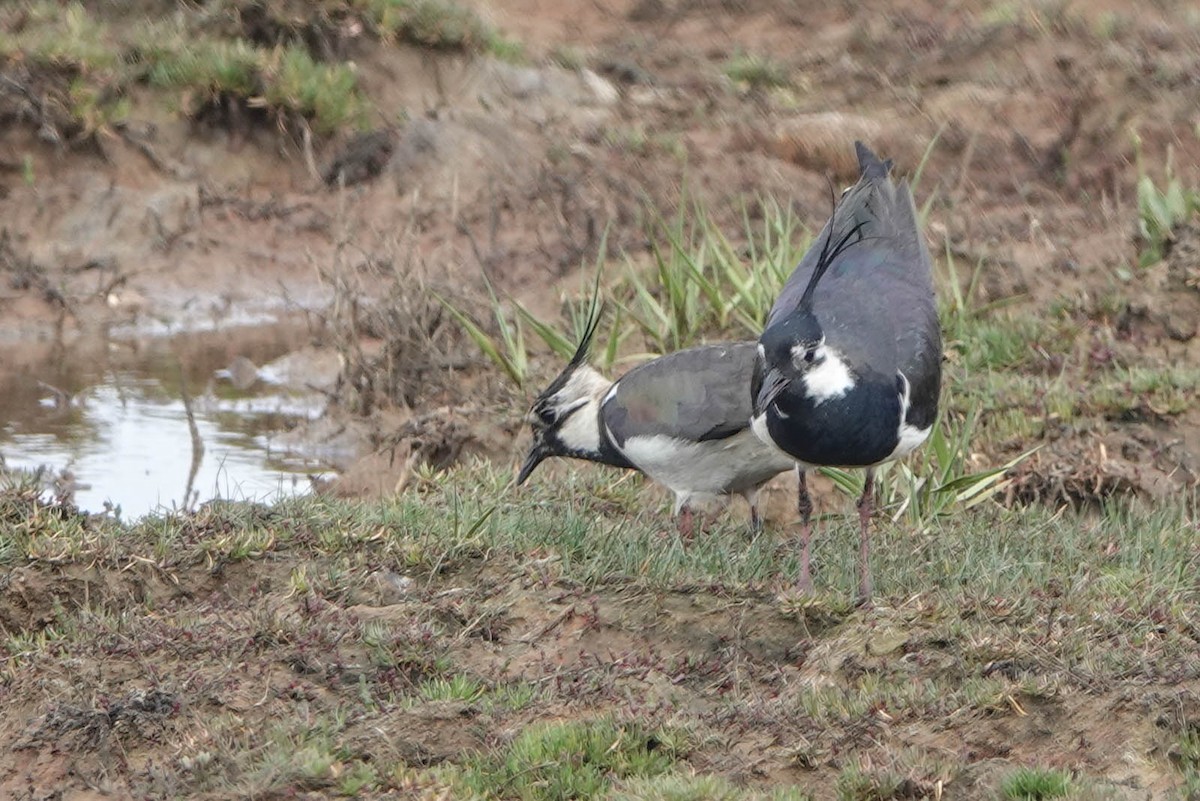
xmin=518 ymin=318 xmax=796 ymax=536
xmin=751 ymin=141 xmax=941 ymax=602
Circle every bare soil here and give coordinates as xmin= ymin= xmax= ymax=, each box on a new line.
xmin=3 ymin=0 xmax=1200 ymax=798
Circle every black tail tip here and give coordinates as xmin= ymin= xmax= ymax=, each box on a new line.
xmin=854 ymin=141 xmax=893 ymax=180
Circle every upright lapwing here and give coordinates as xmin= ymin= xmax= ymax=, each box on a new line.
xmin=518 ymin=318 xmax=796 ymax=536
xmin=752 ymin=142 xmax=941 ymax=602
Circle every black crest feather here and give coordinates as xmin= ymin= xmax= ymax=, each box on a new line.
xmin=797 ymin=185 xmax=867 ymax=312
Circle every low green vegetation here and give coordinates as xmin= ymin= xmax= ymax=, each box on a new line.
xmin=1134 ymin=136 xmax=1200 ymax=268
xmin=359 ymin=0 xmax=494 ymax=48
xmin=447 ymin=718 xmax=684 ymax=800
xmin=723 ymin=52 xmax=791 ymax=90
xmin=1000 ymin=766 xmax=1073 ymax=800
xmin=3 ymin=461 xmax=1198 ymax=629
xmin=1174 ymin=729 xmax=1200 ymax=800
xmin=619 ymin=198 xmax=810 ymax=350
xmin=0 ymin=0 xmax=515 ymax=138
xmin=1 ymin=451 xmax=1197 ymax=798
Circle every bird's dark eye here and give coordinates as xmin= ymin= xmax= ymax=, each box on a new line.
xmin=803 ymin=349 xmax=816 ymax=364
xmin=537 ymin=407 xmax=557 ymax=425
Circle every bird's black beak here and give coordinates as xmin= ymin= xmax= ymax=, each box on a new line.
xmin=516 ymin=440 xmax=550 ymax=485
xmin=754 ymin=368 xmax=789 ymax=415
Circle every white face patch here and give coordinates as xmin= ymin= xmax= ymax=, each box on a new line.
xmin=538 ymin=365 xmax=612 ymax=456
xmin=800 ymin=345 xmax=854 ymax=404
xmin=556 ymin=399 xmax=601 ymax=453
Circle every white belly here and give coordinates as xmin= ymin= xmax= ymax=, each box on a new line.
xmin=616 ymin=428 xmax=795 ymax=511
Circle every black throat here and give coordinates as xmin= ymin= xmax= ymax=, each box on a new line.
xmin=590 ymin=421 xmax=635 ymax=470
xmin=550 ymin=405 xmax=634 ymax=470
xmin=766 ymin=374 xmax=901 ymax=467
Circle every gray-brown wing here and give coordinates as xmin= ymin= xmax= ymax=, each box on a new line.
xmin=602 ymin=342 xmax=760 ymax=447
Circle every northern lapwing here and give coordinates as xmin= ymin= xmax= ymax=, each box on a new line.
xmin=518 ymin=318 xmax=796 ymax=536
xmin=751 ymin=141 xmax=942 ymax=602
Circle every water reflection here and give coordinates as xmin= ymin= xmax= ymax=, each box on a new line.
xmin=0 ymin=322 xmax=336 ymax=518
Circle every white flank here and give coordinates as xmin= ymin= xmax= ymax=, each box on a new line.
xmin=891 ymin=422 xmax=932 ymax=460
xmin=886 ymin=370 xmax=930 ymax=461
xmin=617 ymin=430 xmax=794 ymax=512
xmin=801 ymin=347 xmax=854 ymax=404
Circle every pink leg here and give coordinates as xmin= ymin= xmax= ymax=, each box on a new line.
xmin=856 ymin=469 xmax=875 ymax=605
xmin=677 ymin=505 xmax=695 ymax=541
xmin=796 ymin=467 xmax=814 ymax=593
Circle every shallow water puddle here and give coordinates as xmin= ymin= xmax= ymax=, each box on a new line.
xmin=0 ymin=321 xmax=337 ymax=518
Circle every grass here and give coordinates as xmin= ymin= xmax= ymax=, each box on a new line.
xmin=4 ymin=462 xmax=1198 ymax=636
xmin=1133 ymin=136 xmax=1200 ymax=267
xmin=0 ymin=463 xmax=1197 ymax=798
xmin=1000 ymin=767 xmax=1073 ymax=799
xmin=0 ymin=0 xmax=519 ymax=139
xmin=357 ymin=0 xmax=503 ymax=51
xmin=416 ymin=673 xmax=486 ymax=703
xmin=617 ymin=197 xmax=810 ymax=351
xmin=0 ymin=2 xmax=120 ymax=70
xmin=723 ymin=52 xmax=791 ymax=90
xmin=1 ymin=2 xmax=370 ymax=135
xmin=1175 ymin=730 xmax=1200 ymax=800
xmin=447 ymin=717 xmax=684 ymax=799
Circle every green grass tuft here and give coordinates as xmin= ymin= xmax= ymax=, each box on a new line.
xmin=451 ymin=717 xmax=683 ymax=800
xmin=0 ymin=2 xmax=120 ymax=70
xmin=416 ymin=673 xmax=486 ymax=703
xmin=1001 ymin=766 xmax=1073 ymax=799
xmin=0 ymin=0 xmax=520 ymax=138
xmin=616 ymin=196 xmax=810 ymax=352
xmin=1132 ymin=136 xmax=1200 ymax=268
xmin=143 ymin=36 xmax=261 ymax=96
xmin=265 ymin=46 xmax=364 ymax=133
xmin=359 ymin=0 xmax=498 ymax=50
xmin=724 ymin=52 xmax=791 ymax=90
xmin=836 ymin=762 xmax=907 ymax=801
